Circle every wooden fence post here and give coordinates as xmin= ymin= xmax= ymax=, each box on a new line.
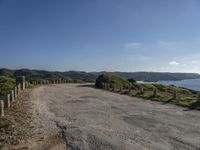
xmin=0 ymin=100 xmax=4 ymax=117
xmin=102 ymin=82 xmax=105 ymax=89
xmin=107 ymin=83 xmax=110 ymax=90
xmin=197 ymin=92 xmax=200 ymax=102
xmin=5 ymin=94 xmax=11 ymax=108
xmin=120 ymin=86 xmax=122 ymax=92
xmin=152 ymin=88 xmax=157 ymax=97
xmin=22 ymin=76 xmax=26 ymax=90
xmin=128 ymin=86 xmax=131 ymax=93
xmin=11 ymin=90 xmax=15 ymax=102
xmin=25 ymin=81 xmax=29 ymax=88
xmin=172 ymin=91 xmax=177 ymax=100
xmin=17 ymin=84 xmax=21 ymax=95
xmin=104 ymin=83 xmax=106 ymax=89
xmin=112 ymin=85 xmax=115 ymax=92
xmin=16 ymin=76 xmax=25 ymax=90
xmin=139 ymin=86 xmax=144 ymax=94
xmin=14 ymin=86 xmax=18 ymax=98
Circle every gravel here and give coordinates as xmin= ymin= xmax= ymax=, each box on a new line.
xmin=30 ymin=83 xmax=200 ymax=150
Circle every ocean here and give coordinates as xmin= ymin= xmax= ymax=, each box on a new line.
xmin=148 ymin=79 xmax=200 ymax=91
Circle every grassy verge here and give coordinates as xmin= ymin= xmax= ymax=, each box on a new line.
xmin=95 ymin=74 xmax=200 ymax=110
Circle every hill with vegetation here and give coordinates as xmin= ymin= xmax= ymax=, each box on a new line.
xmin=95 ymin=74 xmax=200 ymax=110
xmin=0 ymin=68 xmax=200 ymax=82
xmin=0 ymin=74 xmax=92 ymax=99
xmin=109 ymin=72 xmax=200 ymax=82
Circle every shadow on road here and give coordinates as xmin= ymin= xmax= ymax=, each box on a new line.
xmin=77 ymin=84 xmax=95 ymax=88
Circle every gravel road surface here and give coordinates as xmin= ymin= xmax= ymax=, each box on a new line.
xmin=30 ymin=84 xmax=200 ymax=150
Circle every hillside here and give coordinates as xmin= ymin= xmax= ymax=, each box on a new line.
xmin=95 ymin=74 xmax=200 ymax=109
xmin=110 ymin=72 xmax=200 ymax=82
xmin=0 ymin=68 xmax=200 ymax=82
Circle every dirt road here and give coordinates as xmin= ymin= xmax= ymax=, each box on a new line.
xmin=30 ymin=84 xmax=200 ymax=150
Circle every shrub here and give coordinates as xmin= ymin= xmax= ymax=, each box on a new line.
xmin=0 ymin=76 xmax=16 ymax=97
xmin=95 ymin=74 xmax=130 ymax=89
xmin=127 ymin=78 xmax=136 ymax=84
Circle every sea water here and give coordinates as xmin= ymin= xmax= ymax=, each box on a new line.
xmin=148 ymin=79 xmax=200 ymax=91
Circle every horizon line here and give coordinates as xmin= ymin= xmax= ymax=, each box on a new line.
xmin=0 ymin=68 xmax=199 ymax=74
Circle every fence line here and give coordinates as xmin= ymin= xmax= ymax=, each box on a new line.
xmin=0 ymin=77 xmax=81 ymax=117
xmin=100 ymin=82 xmax=200 ymax=104
xmin=0 ymin=76 xmax=33 ymax=117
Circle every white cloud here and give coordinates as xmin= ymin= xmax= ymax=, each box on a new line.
xmin=125 ymin=42 xmax=141 ymax=48
xmin=169 ymin=61 xmax=179 ymax=65
xmin=122 ymin=40 xmax=200 ymax=73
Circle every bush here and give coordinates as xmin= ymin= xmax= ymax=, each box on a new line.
xmin=0 ymin=76 xmax=16 ymax=97
xmin=95 ymin=74 xmax=130 ymax=89
xmin=127 ymin=78 xmax=136 ymax=84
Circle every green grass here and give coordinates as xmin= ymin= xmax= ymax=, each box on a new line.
xmin=153 ymin=84 xmax=192 ymax=95
xmin=142 ymin=84 xmax=156 ymax=90
xmin=153 ymin=95 xmax=171 ymax=102
xmin=167 ymin=86 xmax=191 ymax=94
xmin=135 ymin=93 xmax=151 ymax=99
xmin=135 ymin=93 xmax=171 ymax=102
xmin=136 ymin=92 xmax=198 ymax=108
xmin=172 ymin=97 xmax=196 ymax=107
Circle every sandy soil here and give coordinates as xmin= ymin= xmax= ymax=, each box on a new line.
xmin=29 ymin=83 xmax=200 ymax=150
xmin=1 ymin=88 xmax=64 ymax=150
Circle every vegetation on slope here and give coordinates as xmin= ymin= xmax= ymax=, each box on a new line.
xmin=26 ymin=76 xmax=89 ymax=84
xmin=95 ymin=74 xmax=131 ymax=89
xmin=95 ymin=74 xmax=200 ymax=110
xmin=0 ymin=76 xmax=16 ymax=98
xmin=0 ymin=75 xmax=93 ymax=99
xmin=111 ymin=72 xmax=200 ymax=82
xmin=1 ymin=68 xmax=200 ymax=82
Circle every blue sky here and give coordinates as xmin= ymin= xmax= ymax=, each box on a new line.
xmin=0 ymin=0 xmax=200 ymax=73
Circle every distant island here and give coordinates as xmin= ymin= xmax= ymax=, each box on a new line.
xmin=0 ymin=68 xmax=200 ymax=82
